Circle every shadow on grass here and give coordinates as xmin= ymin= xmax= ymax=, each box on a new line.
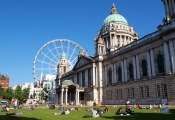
xmin=0 ymin=114 xmax=42 ymax=120
xmin=101 ymin=109 xmax=175 ymax=120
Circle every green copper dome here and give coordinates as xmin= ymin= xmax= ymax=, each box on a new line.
xmin=61 ymin=52 xmax=66 ymax=59
xmin=103 ymin=14 xmax=128 ymax=26
xmin=62 ymin=80 xmax=74 ymax=85
xmin=103 ymin=3 xmax=128 ymax=26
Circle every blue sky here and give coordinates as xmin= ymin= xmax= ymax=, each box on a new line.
xmin=0 ymin=0 xmax=164 ymax=87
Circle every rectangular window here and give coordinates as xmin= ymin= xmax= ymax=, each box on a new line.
xmin=127 ymin=88 xmax=130 ymax=98
xmin=101 ymin=46 xmax=104 ymax=53
xmin=146 ymin=86 xmax=149 ymax=98
xmin=157 ymin=85 xmax=161 ymax=97
xmin=141 ymin=87 xmax=144 ymax=98
xmin=132 ymin=88 xmax=135 ymax=98
xmin=88 ymin=69 xmax=91 ymax=87
xmin=63 ymin=66 xmax=66 ymax=73
xmin=116 ymin=90 xmax=118 ymax=100
xmin=163 ymin=84 xmax=168 ymax=97
xmin=82 ymin=71 xmax=85 ymax=87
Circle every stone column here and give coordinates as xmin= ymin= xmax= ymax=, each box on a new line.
xmin=74 ymin=74 xmax=77 ymax=84
xmin=169 ymin=0 xmax=172 ymax=15
xmin=80 ymin=72 xmax=82 ymax=87
xmin=106 ymin=37 xmax=109 ymax=48
xmin=150 ymin=49 xmax=156 ymax=76
xmin=136 ymin=54 xmax=140 ymax=80
xmin=114 ymin=62 xmax=117 ymax=83
xmin=120 ymin=35 xmax=122 ymax=47
xmin=124 ymin=58 xmax=127 ymax=81
xmin=77 ymin=90 xmax=79 ymax=104
xmin=124 ymin=35 xmax=126 ymax=46
xmin=132 ymin=55 xmax=137 ymax=80
xmin=65 ymin=88 xmax=68 ymax=105
xmin=147 ymin=50 xmax=152 ymax=77
xmin=85 ymin=70 xmax=88 ymax=87
xmin=163 ymin=42 xmax=171 ymax=75
xmin=92 ymin=63 xmax=96 ymax=86
xmin=172 ymin=0 xmax=175 ymax=13
xmin=165 ymin=0 xmax=170 ymax=16
xmin=169 ymin=40 xmax=175 ymax=73
xmin=121 ymin=60 xmax=124 ymax=82
xmin=105 ymin=65 xmax=108 ymax=85
xmin=61 ymin=89 xmax=63 ymax=104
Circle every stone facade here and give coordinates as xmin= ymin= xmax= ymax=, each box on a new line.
xmin=55 ymin=1 xmax=175 ymax=105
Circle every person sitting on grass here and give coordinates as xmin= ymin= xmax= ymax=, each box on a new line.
xmin=103 ymin=105 xmax=109 ymax=113
xmin=137 ymin=104 xmax=141 ymax=109
xmin=58 ymin=105 xmax=63 ymax=110
xmin=125 ymin=107 xmax=134 ymax=114
xmin=91 ymin=108 xmax=99 ymax=118
xmin=96 ymin=108 xmax=102 ymax=117
xmin=115 ymin=107 xmax=124 ymax=115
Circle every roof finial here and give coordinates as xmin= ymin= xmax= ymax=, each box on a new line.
xmin=110 ymin=3 xmax=118 ymax=15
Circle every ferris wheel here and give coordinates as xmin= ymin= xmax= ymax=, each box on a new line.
xmin=33 ymin=39 xmax=87 ymax=81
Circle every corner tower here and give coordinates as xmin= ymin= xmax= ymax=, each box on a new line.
xmin=94 ymin=3 xmax=139 ymax=56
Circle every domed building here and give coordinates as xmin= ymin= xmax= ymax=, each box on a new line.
xmin=56 ymin=1 xmax=175 ymax=105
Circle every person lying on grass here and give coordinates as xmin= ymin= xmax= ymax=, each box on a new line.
xmin=154 ymin=106 xmax=170 ymax=113
xmin=55 ymin=109 xmax=70 ymax=115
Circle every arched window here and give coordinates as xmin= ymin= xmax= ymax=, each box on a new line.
xmin=108 ymin=69 xmax=112 ymax=84
xmin=129 ymin=64 xmax=134 ymax=79
xmin=142 ymin=60 xmax=147 ymax=76
xmin=118 ymin=67 xmax=122 ymax=81
xmin=157 ymin=55 xmax=165 ymax=73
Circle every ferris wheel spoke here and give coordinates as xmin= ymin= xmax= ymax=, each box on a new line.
xmin=69 ymin=45 xmax=77 ymax=61
xmin=37 ymin=59 xmax=56 ymax=67
xmin=46 ymin=46 xmax=59 ymax=62
xmin=41 ymin=52 xmax=58 ymax=64
xmin=61 ymin=42 xmax=64 ymax=53
xmin=54 ymin=42 xmax=61 ymax=59
xmin=70 ymin=56 xmax=78 ymax=65
xmin=67 ymin=42 xmax=70 ymax=58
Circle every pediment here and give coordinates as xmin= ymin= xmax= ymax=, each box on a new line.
xmin=73 ymin=55 xmax=94 ymax=70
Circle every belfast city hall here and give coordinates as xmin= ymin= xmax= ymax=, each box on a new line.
xmin=55 ymin=0 xmax=175 ymax=105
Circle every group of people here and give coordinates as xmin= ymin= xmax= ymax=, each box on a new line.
xmin=1 ymin=103 xmax=10 ymax=112
xmin=115 ymin=107 xmax=134 ymax=115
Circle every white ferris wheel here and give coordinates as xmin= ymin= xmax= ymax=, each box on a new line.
xmin=33 ymin=39 xmax=87 ymax=81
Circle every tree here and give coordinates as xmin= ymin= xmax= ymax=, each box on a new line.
xmin=14 ymin=85 xmax=23 ymax=100
xmin=5 ymin=88 xmax=14 ymax=101
xmin=22 ymin=88 xmax=30 ymax=100
xmin=42 ymin=87 xmax=48 ymax=101
xmin=0 ymin=85 xmax=5 ymax=99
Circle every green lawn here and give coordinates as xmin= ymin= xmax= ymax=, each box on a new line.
xmin=0 ymin=106 xmax=175 ymax=120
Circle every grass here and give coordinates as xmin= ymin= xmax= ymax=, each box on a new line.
xmin=0 ymin=105 xmax=175 ymax=120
